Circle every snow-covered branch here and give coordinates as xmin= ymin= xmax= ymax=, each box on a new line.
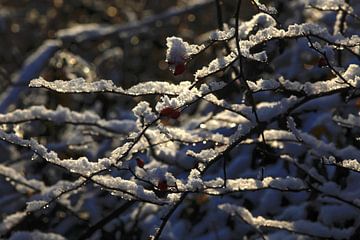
xmin=219 ymin=203 xmax=354 ymax=239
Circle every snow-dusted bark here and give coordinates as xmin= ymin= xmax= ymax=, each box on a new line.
xmin=30 ymin=77 xmax=193 ymax=96
xmin=0 ymin=105 xmax=136 ymax=134
xmin=0 ymin=212 xmax=27 ymax=235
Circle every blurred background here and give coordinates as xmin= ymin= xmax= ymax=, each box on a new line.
xmin=0 ymin=0 xmax=219 ymax=89
xmin=0 ymin=0 xmax=268 ymax=92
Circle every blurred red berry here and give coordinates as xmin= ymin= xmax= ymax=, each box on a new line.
xmin=318 ymin=57 xmax=327 ymax=67
xmin=157 ymin=180 xmax=168 ymax=191
xmin=173 ymin=63 xmax=186 ymax=75
xmin=160 ymin=107 xmax=180 ymax=119
xmin=136 ymin=158 xmax=145 ymax=168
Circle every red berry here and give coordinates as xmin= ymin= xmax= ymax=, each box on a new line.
xmin=136 ymin=158 xmax=145 ymax=168
xmin=318 ymin=57 xmax=327 ymax=67
xmin=157 ymin=180 xmax=168 ymax=191
xmin=173 ymin=63 xmax=186 ymax=76
xmin=160 ymin=107 xmax=180 ymax=119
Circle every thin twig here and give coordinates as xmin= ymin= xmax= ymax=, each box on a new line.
xmin=152 ymin=194 xmax=187 ymax=240
xmin=79 ymin=201 xmax=136 ymax=239
xmin=234 ymin=0 xmax=266 ymax=143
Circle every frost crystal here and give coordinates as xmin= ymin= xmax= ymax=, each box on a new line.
xmin=26 ymin=201 xmax=48 ymax=212
xmin=166 ymin=37 xmax=204 ymax=64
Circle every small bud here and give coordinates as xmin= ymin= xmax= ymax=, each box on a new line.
xmin=157 ymin=180 xmax=168 ymax=191
xmin=160 ymin=107 xmax=181 ymax=119
xmin=136 ymin=158 xmax=145 ymax=168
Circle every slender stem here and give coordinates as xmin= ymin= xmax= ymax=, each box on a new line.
xmin=215 ymin=0 xmax=224 ymax=30
xmin=234 ymin=0 xmax=266 ymax=143
xmin=79 ymin=201 xmax=136 ymax=239
xmin=335 ymin=0 xmax=349 ymax=66
xmin=152 ymin=194 xmax=187 ymax=240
